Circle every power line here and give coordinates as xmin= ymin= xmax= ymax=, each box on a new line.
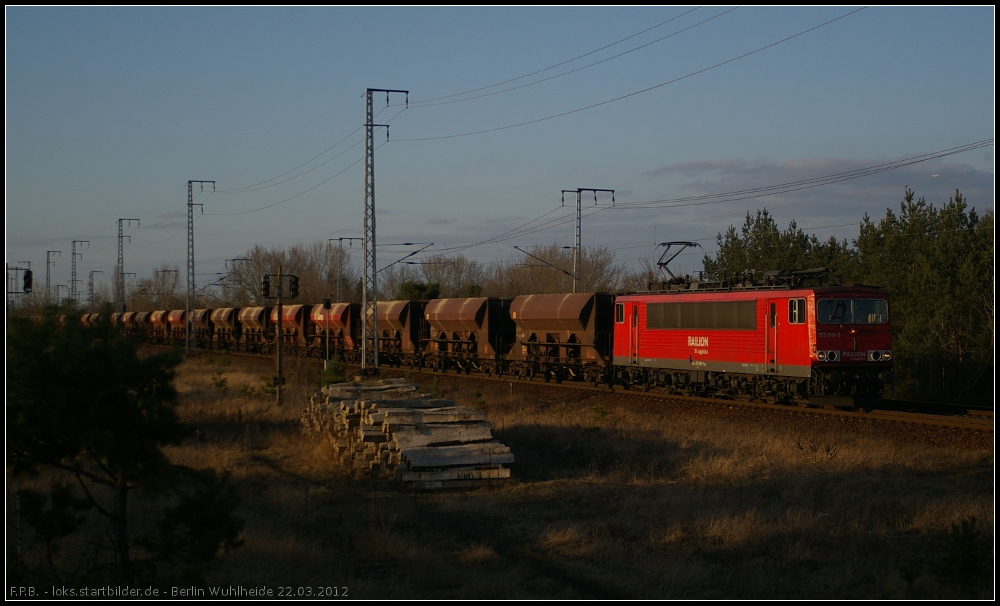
xmin=217 ymin=129 xmax=365 ymax=194
xmin=411 ymin=7 xmax=719 ymax=107
xmin=215 ymin=104 xmax=401 ymax=196
xmin=206 ymin=118 xmax=403 ymax=217
xmin=420 ymin=138 xmax=993 ymax=259
xmin=398 ymin=8 xmax=868 ymax=142
xmin=614 ymin=140 xmax=994 ymax=209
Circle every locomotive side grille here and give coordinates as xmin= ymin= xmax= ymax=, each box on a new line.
xmin=646 ymin=301 xmax=756 ymax=330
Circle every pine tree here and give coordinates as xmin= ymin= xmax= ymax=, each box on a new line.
xmin=8 ymin=308 xmax=243 ymax=585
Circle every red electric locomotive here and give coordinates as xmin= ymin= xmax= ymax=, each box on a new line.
xmin=612 ymin=278 xmax=892 ymax=404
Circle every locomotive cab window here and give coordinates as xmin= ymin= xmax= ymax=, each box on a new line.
xmin=788 ymin=298 xmax=806 ymax=324
xmin=817 ymin=298 xmax=888 ymax=324
xmin=615 ymin=303 xmax=624 ymax=324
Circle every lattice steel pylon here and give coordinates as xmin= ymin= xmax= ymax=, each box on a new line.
xmin=70 ymin=240 xmax=89 ymax=305
xmin=88 ymin=270 xmax=103 ymax=311
xmin=117 ymin=219 xmax=138 ymax=313
xmin=560 ymin=188 xmax=615 ymax=293
xmin=187 ymin=180 xmax=214 ymax=356
xmin=46 ymin=250 xmax=61 ymax=305
xmin=361 ymin=88 xmax=407 ymax=374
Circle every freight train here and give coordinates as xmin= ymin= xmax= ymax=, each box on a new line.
xmin=100 ymin=270 xmax=893 ymax=405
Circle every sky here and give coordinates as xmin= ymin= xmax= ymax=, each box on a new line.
xmin=5 ymin=6 xmax=995 ymax=300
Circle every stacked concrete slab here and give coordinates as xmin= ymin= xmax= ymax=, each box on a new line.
xmin=301 ymin=378 xmax=514 ymax=489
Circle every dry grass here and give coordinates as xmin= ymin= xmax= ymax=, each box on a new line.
xmin=12 ymin=353 xmax=992 ymax=599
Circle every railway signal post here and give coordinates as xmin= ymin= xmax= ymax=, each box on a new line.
xmin=323 ymin=298 xmax=332 ymax=368
xmin=261 ymin=268 xmax=299 ymax=407
xmin=46 ymin=250 xmax=61 ymax=306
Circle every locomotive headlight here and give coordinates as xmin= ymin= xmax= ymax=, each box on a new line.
xmin=882 ymin=350 xmax=892 ymax=361
xmin=827 ymin=350 xmax=839 ymax=362
xmin=816 ymin=351 xmax=827 ymax=361
xmin=869 ymin=350 xmax=881 ymax=361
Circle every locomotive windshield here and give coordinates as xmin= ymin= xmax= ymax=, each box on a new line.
xmin=816 ymin=298 xmax=888 ymax=325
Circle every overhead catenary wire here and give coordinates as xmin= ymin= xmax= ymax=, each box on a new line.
xmin=205 ymin=138 xmax=395 ymax=217
xmin=412 ymin=9 xmax=702 ymax=105
xmin=397 ymin=7 xmax=868 ymax=142
xmin=217 ymin=129 xmax=365 ymax=195
xmin=25 ymin=9 xmax=989 ymax=290
xmin=419 ymin=139 xmax=993 ymax=259
xmin=134 ymin=8 xmax=867 ymax=230
xmin=186 ymin=16 xmax=710 ymax=206
xmin=614 ymin=140 xmax=994 ymax=209
xmin=411 ymin=7 xmax=727 ymax=108
xmin=213 ymin=104 xmax=401 ymax=199
xmin=155 ymin=13 xmax=716 ymax=217
xmin=182 ymin=5 xmax=831 ymax=221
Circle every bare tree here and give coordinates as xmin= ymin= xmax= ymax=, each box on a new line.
xmin=618 ymin=255 xmax=662 ymax=293
xmin=128 ymin=264 xmax=183 ymax=311
xmin=418 ymin=254 xmax=487 ymax=298
xmin=486 ymin=244 xmax=626 ymax=296
xmin=378 ymin=263 xmax=422 ymax=300
xmin=223 ymin=243 xmax=361 ymax=306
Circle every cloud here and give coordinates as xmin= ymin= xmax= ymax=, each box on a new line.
xmin=428 ymin=217 xmax=458 ymax=226
xmin=646 ymin=158 xmax=748 ymax=177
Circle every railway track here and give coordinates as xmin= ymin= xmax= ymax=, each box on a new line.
xmin=174 ymin=348 xmax=993 ymax=443
xmin=368 ymin=364 xmax=994 ymax=441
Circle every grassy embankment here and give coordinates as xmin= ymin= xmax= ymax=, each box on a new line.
xmin=13 ymin=351 xmax=994 ymax=599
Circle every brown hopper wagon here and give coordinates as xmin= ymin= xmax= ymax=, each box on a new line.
xmin=508 ymin=292 xmax=615 ymax=384
xmin=270 ymin=304 xmax=311 ymax=356
xmin=423 ymin=297 xmax=516 ymax=375
xmin=209 ymin=308 xmax=241 ymax=351
xmin=309 ymin=302 xmax=361 ymax=363
xmin=238 ymin=306 xmax=272 ymax=354
xmin=376 ymin=300 xmax=428 ymax=367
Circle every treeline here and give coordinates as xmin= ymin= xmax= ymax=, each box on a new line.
xmin=855 ymin=190 xmax=992 ymax=405
xmin=83 ymin=243 xmax=641 ymax=310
